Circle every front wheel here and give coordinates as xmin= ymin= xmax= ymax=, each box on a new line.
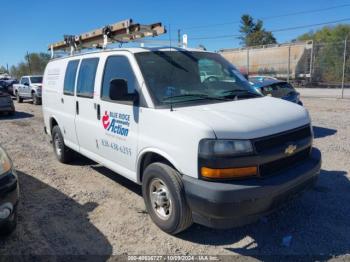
xmin=16 ymin=92 xmax=23 ymax=103
xmin=32 ymin=93 xmax=41 ymax=105
xmin=52 ymin=126 xmax=74 ymax=163
xmin=142 ymin=162 xmax=193 ymax=234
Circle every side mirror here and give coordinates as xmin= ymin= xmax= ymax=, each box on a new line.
xmin=24 ymin=82 xmax=29 ymax=86
xmin=109 ymin=78 xmax=138 ymax=103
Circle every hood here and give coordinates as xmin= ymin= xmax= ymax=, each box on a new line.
xmin=175 ymin=97 xmax=310 ymax=139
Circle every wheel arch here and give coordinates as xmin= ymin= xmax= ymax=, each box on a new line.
xmin=137 ymin=149 xmax=181 ymax=184
xmin=49 ymin=116 xmax=60 ymax=135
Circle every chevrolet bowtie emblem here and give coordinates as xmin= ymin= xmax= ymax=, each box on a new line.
xmin=285 ymin=144 xmax=297 ymax=155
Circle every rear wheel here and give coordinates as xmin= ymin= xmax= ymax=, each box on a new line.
xmin=52 ymin=126 xmax=74 ymax=163
xmin=16 ymin=92 xmax=23 ymax=103
xmin=142 ymin=162 xmax=193 ymax=234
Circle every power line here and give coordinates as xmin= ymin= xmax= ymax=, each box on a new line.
xmin=189 ymin=17 xmax=350 ymax=40
xmin=180 ymin=3 xmax=350 ymax=31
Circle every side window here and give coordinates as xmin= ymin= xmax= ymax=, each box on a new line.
xmin=77 ymin=58 xmax=99 ymax=98
xmin=63 ymin=60 xmax=79 ymax=96
xmin=21 ymin=77 xmax=28 ymax=85
xmin=101 ymin=56 xmax=137 ymax=102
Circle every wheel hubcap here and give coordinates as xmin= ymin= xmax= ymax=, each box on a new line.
xmin=149 ymin=178 xmax=172 ymax=220
xmin=54 ymin=134 xmax=63 ymax=157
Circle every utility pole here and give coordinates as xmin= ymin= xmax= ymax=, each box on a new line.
xmin=341 ymin=36 xmax=348 ymax=99
xmin=309 ymin=40 xmax=314 ymax=83
xmin=177 ymin=29 xmax=181 ymax=47
xmin=287 ymin=44 xmax=291 ymax=83
xmin=246 ymin=48 xmax=250 ymax=76
xmin=26 ymin=51 xmax=32 ymax=75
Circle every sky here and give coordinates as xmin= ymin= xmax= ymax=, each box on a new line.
xmin=1 ymin=0 xmax=350 ymax=68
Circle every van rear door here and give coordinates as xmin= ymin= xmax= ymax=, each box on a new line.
xmin=60 ymin=59 xmax=80 ymax=151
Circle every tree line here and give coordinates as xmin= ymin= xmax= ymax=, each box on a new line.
xmin=238 ymin=15 xmax=350 ymax=83
xmin=0 ymin=53 xmax=50 ymax=79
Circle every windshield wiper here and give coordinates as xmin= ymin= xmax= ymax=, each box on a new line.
xmin=162 ymin=93 xmax=229 ymax=102
xmin=221 ymin=89 xmax=261 ymax=99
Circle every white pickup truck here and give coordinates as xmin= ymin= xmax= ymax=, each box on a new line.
xmin=13 ymin=75 xmax=43 ymax=105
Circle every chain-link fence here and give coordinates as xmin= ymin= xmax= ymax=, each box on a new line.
xmin=219 ymin=40 xmax=350 ymax=98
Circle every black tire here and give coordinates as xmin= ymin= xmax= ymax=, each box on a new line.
xmin=32 ymin=93 xmax=41 ymax=105
xmin=16 ymin=92 xmax=23 ymax=103
xmin=52 ymin=125 xmax=74 ymax=163
xmin=8 ymin=110 xmax=15 ymax=116
xmin=142 ymin=162 xmax=192 ymax=234
xmin=0 ymin=207 xmax=17 ymax=236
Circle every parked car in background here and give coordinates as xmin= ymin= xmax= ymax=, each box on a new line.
xmin=0 ymin=86 xmax=15 ymax=115
xmin=249 ymin=75 xmax=278 ymax=82
xmin=0 ymin=146 xmax=19 ymax=235
xmin=0 ymin=79 xmax=18 ymax=96
xmin=13 ymin=75 xmax=43 ymax=105
xmin=249 ymin=78 xmax=303 ymax=105
xmin=4 ymin=79 xmax=18 ymax=96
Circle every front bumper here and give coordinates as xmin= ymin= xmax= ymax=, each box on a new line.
xmin=0 ymin=170 xmax=19 ymax=227
xmin=0 ymin=107 xmax=14 ymax=113
xmin=0 ymin=102 xmax=14 ymax=112
xmin=183 ymin=148 xmax=321 ymax=229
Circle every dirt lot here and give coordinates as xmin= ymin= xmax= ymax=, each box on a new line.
xmin=0 ymin=97 xmax=349 ymax=260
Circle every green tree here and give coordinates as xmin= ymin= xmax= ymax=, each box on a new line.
xmin=0 ymin=66 xmax=8 ymax=74
xmin=239 ymin=14 xmax=277 ymax=47
xmin=298 ymin=24 xmax=350 ymax=82
xmin=9 ymin=52 xmax=50 ymax=79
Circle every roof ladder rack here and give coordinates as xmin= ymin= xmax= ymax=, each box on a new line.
xmin=49 ymin=19 xmax=166 ymax=57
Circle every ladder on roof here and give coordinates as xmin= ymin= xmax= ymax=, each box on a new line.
xmin=48 ymin=19 xmax=166 ymax=57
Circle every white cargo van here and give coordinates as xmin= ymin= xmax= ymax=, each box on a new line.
xmin=42 ymin=47 xmax=321 ymax=234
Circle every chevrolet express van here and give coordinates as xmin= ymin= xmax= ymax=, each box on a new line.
xmin=42 ymin=48 xmax=321 ymax=234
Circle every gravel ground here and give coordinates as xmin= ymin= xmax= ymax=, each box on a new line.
xmin=296 ymin=88 xmax=350 ymax=99
xmin=0 ymin=97 xmax=349 ymax=260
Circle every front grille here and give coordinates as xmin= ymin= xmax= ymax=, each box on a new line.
xmin=259 ymin=147 xmax=310 ymax=177
xmin=254 ymin=125 xmax=312 ymax=153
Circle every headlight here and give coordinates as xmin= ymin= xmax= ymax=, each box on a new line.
xmin=0 ymin=147 xmax=12 ymax=175
xmin=199 ymin=139 xmax=254 ymax=157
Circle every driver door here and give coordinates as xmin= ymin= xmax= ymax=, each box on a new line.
xmin=21 ymin=77 xmax=30 ymax=97
xmin=96 ymin=53 xmax=140 ymax=181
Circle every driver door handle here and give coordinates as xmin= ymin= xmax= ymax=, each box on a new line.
xmin=97 ymin=104 xmax=101 ymax=120
xmin=76 ymin=101 xmax=79 ymax=115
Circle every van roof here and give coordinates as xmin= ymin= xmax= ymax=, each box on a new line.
xmin=50 ymin=46 xmax=211 ymax=61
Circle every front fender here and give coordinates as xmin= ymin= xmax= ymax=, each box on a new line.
xmin=136 ymin=147 xmax=181 ymax=183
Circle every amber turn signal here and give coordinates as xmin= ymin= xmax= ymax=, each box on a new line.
xmin=201 ymin=166 xmax=258 ymax=179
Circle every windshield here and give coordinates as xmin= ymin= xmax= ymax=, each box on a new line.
xmin=30 ymin=76 xmax=43 ymax=84
xmin=135 ymin=51 xmax=261 ymax=106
